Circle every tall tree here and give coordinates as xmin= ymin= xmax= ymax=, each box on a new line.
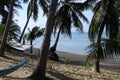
xmin=28 ymin=0 xmax=58 ymax=79
xmin=0 ymin=0 xmax=22 ymax=24
xmin=0 ymin=0 xmax=15 ymax=56
xmin=24 ymin=26 xmax=44 ymax=53
xmin=18 ymin=0 xmax=50 ymax=43
xmin=86 ymin=0 xmax=120 ymax=73
xmin=51 ymin=0 xmax=91 ymax=51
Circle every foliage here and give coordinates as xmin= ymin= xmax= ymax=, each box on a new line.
xmin=0 ymin=22 xmax=21 ymax=42
xmin=86 ymin=38 xmax=120 ymax=67
xmin=22 ymin=0 xmax=50 ymax=17
xmin=63 ymin=57 xmax=70 ymax=64
xmin=18 ymin=0 xmax=50 ymax=43
xmin=0 ymin=0 xmax=22 ymax=24
xmin=53 ymin=0 xmax=91 ymax=37
xmin=24 ymin=26 xmax=44 ymax=44
xmin=86 ymin=0 xmax=120 ymax=69
xmin=50 ymin=0 xmax=92 ymax=51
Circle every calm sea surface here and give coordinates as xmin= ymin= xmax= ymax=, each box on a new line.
xmin=32 ymin=32 xmax=120 ymax=59
xmin=33 ymin=32 xmax=90 ymax=55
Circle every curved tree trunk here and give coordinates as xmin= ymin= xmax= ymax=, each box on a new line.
xmin=28 ymin=0 xmax=58 ymax=80
xmin=18 ymin=11 xmax=32 ymax=43
xmin=51 ymin=26 xmax=62 ymax=51
xmin=0 ymin=0 xmax=15 ymax=56
xmin=95 ymin=19 xmax=105 ymax=73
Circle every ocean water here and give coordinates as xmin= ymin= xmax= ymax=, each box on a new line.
xmin=33 ymin=32 xmax=90 ymax=55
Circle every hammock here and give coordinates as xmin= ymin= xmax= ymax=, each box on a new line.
xmin=7 ymin=42 xmax=31 ymax=53
xmin=0 ymin=57 xmax=29 ymax=76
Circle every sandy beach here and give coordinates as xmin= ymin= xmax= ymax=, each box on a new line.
xmin=0 ymin=48 xmax=120 ymax=80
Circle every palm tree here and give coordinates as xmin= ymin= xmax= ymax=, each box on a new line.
xmin=0 ymin=21 xmax=21 ymax=42
xmin=0 ymin=0 xmax=22 ymax=24
xmin=24 ymin=26 xmax=44 ymax=53
xmin=86 ymin=0 xmax=120 ymax=73
xmin=51 ymin=0 xmax=91 ymax=51
xmin=28 ymin=0 xmax=58 ymax=79
xmin=18 ymin=0 xmax=50 ymax=43
xmin=0 ymin=0 xmax=15 ymax=56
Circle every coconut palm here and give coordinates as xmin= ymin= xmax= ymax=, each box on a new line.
xmin=28 ymin=0 xmax=58 ymax=79
xmin=51 ymin=0 xmax=91 ymax=51
xmin=18 ymin=0 xmax=50 ymax=43
xmin=0 ymin=0 xmax=22 ymax=24
xmin=0 ymin=0 xmax=15 ymax=56
xmin=24 ymin=26 xmax=44 ymax=53
xmin=0 ymin=22 xmax=21 ymax=42
xmin=86 ymin=0 xmax=120 ymax=73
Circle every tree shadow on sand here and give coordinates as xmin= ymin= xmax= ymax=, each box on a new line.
xmin=47 ymin=70 xmax=77 ymax=80
xmin=1 ymin=76 xmax=27 ymax=80
xmin=47 ymin=65 xmax=91 ymax=80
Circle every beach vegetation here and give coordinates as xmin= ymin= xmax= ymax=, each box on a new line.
xmin=0 ymin=0 xmax=22 ymax=56
xmin=0 ymin=0 xmax=22 ymax=24
xmin=27 ymin=0 xmax=58 ymax=79
xmin=18 ymin=0 xmax=50 ymax=43
xmin=63 ymin=57 xmax=70 ymax=64
xmin=24 ymin=26 xmax=44 ymax=53
xmin=86 ymin=0 xmax=120 ymax=73
xmin=0 ymin=22 xmax=21 ymax=42
xmin=51 ymin=0 xmax=91 ymax=51
xmin=0 ymin=0 xmax=15 ymax=56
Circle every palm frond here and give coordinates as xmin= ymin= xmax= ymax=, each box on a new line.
xmin=36 ymin=28 xmax=45 ymax=37
xmin=71 ymin=12 xmax=83 ymax=33
xmin=39 ymin=0 xmax=50 ymax=15
xmin=88 ymin=1 xmax=106 ymax=42
xmin=101 ymin=38 xmax=120 ymax=59
xmin=25 ymin=26 xmax=44 ymax=42
xmin=85 ymin=43 xmax=97 ymax=68
xmin=86 ymin=38 xmax=120 ymax=68
xmin=32 ymin=0 xmax=39 ymax=21
xmin=70 ymin=4 xmax=89 ymax=23
xmin=27 ymin=1 xmax=33 ymax=19
xmin=105 ymin=3 xmax=120 ymax=39
xmin=70 ymin=1 xmax=93 ymax=11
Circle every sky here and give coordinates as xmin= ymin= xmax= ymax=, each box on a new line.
xmin=13 ymin=1 xmax=93 ymax=33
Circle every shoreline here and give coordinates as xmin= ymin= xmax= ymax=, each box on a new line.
xmin=33 ymin=46 xmax=88 ymax=55
xmin=34 ymin=48 xmax=120 ymax=70
xmin=33 ymin=47 xmax=120 ymax=61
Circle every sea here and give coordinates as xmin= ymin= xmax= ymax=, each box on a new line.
xmin=33 ymin=32 xmax=90 ymax=55
xmin=32 ymin=32 xmax=120 ymax=59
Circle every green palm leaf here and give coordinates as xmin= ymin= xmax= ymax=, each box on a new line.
xmin=25 ymin=26 xmax=44 ymax=41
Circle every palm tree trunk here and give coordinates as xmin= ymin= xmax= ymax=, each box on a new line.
xmin=95 ymin=19 xmax=105 ymax=73
xmin=28 ymin=0 xmax=58 ymax=79
xmin=30 ymin=39 xmax=33 ymax=53
xmin=0 ymin=0 xmax=15 ymax=56
xmin=18 ymin=11 xmax=32 ymax=43
xmin=51 ymin=26 xmax=62 ymax=51
xmin=94 ymin=53 xmax=100 ymax=73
